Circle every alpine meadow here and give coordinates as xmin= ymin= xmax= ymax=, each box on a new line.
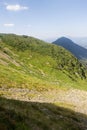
xmin=0 ymin=0 xmax=87 ymax=130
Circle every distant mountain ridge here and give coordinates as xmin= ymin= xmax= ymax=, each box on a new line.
xmin=53 ymin=37 xmax=87 ymax=60
xmin=71 ymin=37 xmax=87 ymax=49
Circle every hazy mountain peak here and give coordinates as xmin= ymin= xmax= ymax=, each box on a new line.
xmin=54 ymin=37 xmax=75 ymax=44
xmin=53 ymin=37 xmax=87 ymax=60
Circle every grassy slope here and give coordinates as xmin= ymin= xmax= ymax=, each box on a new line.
xmin=0 ymin=34 xmax=87 ymax=130
xmin=0 ymin=34 xmax=87 ymax=90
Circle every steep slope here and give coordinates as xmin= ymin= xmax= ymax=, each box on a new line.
xmin=53 ymin=37 xmax=87 ymax=60
xmin=0 ymin=34 xmax=86 ymax=82
xmin=0 ymin=34 xmax=87 ymax=130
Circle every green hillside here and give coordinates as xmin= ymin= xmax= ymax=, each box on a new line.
xmin=0 ymin=34 xmax=86 ymax=81
xmin=0 ymin=34 xmax=87 ymax=130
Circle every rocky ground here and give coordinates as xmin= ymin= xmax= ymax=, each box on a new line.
xmin=0 ymin=87 xmax=87 ymax=115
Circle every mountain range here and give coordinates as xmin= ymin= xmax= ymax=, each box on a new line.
xmin=53 ymin=37 xmax=87 ymax=60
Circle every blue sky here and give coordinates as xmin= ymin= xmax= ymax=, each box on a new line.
xmin=0 ymin=0 xmax=87 ymax=40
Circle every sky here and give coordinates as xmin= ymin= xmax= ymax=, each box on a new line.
xmin=0 ymin=0 xmax=87 ymax=41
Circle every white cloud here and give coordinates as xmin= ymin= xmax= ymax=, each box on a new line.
xmin=4 ymin=23 xmax=14 ymax=27
xmin=6 ymin=4 xmax=28 ymax=11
